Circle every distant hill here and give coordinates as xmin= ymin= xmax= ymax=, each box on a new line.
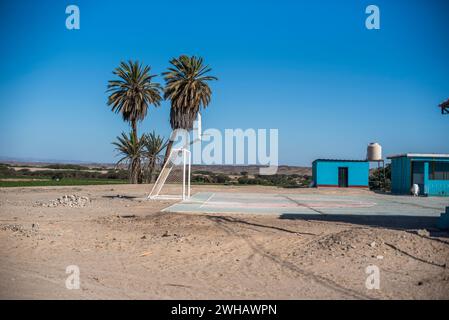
xmin=191 ymin=165 xmax=311 ymax=176
xmin=0 ymin=157 xmax=116 ymax=169
xmin=0 ymin=158 xmax=311 ymax=176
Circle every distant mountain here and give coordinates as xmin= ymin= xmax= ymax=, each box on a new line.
xmin=0 ymin=156 xmax=116 ymax=167
xmin=191 ymin=165 xmax=311 ymax=176
xmin=0 ymin=156 xmax=311 ymax=174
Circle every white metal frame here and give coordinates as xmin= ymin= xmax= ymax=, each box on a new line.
xmin=148 ymin=148 xmax=191 ymax=201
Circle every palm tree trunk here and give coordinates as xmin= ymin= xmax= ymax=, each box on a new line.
xmin=148 ymin=158 xmax=155 ymax=183
xmin=130 ymin=157 xmax=140 ymax=184
xmin=130 ymin=119 xmax=140 ymax=184
xmin=131 ymin=120 xmax=138 ymax=144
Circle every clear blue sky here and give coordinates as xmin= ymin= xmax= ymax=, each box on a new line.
xmin=0 ymin=0 xmax=448 ymax=166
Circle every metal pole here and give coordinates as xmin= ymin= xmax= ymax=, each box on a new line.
xmin=182 ymin=149 xmax=186 ymax=200
xmin=188 ymin=151 xmax=191 ymax=199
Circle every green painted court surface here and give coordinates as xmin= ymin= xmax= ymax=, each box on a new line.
xmin=163 ymin=192 xmax=448 ymax=217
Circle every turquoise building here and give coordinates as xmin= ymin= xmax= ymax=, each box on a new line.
xmin=388 ymin=154 xmax=449 ymax=196
xmin=312 ymin=159 xmax=369 ymax=188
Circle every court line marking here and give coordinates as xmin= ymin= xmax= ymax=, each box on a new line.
xmin=200 ymin=192 xmax=215 ymax=208
xmin=280 ymin=195 xmax=326 ymax=215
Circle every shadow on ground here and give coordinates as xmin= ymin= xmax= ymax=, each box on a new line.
xmin=207 ymin=215 xmax=318 ymax=236
xmin=102 ymin=195 xmax=137 ymax=200
xmin=279 ymin=213 xmax=449 ymax=239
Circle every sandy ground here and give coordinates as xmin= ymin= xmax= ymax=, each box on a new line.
xmin=0 ymin=184 xmax=448 ymax=300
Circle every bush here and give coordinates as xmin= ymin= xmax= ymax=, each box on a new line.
xmin=193 ymin=170 xmax=214 ymax=175
xmin=236 ymin=174 xmax=311 ymax=188
xmin=0 ymin=164 xmax=16 ymax=177
xmin=0 ymin=164 xmax=128 ymax=181
xmin=369 ymin=164 xmax=391 ymax=191
xmin=52 ymin=173 xmax=63 ymax=181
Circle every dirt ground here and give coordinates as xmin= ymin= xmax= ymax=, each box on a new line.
xmin=0 ymin=184 xmax=448 ymax=299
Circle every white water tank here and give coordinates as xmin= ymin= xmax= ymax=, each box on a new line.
xmin=367 ymin=142 xmax=382 ymax=161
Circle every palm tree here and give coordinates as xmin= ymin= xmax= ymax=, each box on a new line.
xmin=142 ymin=131 xmax=167 ymax=183
xmin=107 ymin=60 xmax=163 ymax=140
xmin=112 ymin=132 xmax=144 ymax=183
xmin=162 ymin=55 xmax=217 ymax=164
xmin=107 ymin=60 xmax=162 ymax=183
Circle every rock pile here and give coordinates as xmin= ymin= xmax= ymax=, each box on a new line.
xmin=38 ymin=195 xmax=90 ymax=208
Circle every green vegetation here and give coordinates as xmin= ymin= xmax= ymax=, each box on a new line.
xmin=237 ymin=174 xmax=312 ymax=188
xmin=193 ymin=170 xmax=215 ymax=175
xmin=0 ymin=163 xmax=128 ymax=187
xmin=0 ymin=178 xmax=128 ymax=188
xmin=106 ymin=56 xmax=217 ymax=184
xmin=1 ymin=168 xmax=128 ymax=180
xmin=190 ymin=171 xmax=312 ymax=188
xmin=192 ymin=173 xmax=232 ymax=184
xmin=1 ymin=161 xmax=312 ymax=189
xmin=369 ymin=164 xmax=391 ymax=191
xmin=111 ymin=131 xmax=167 ymax=184
xmin=112 ymin=131 xmax=145 ymax=184
xmin=107 ymin=60 xmax=163 ymax=183
xmin=162 ymin=55 xmax=217 ymax=165
xmin=142 ymin=131 xmax=167 ymax=183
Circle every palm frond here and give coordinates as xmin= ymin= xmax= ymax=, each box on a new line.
xmin=163 ymin=55 xmax=217 ymax=130
xmin=107 ymin=60 xmax=162 ymax=123
xmin=112 ymin=131 xmax=145 ymax=165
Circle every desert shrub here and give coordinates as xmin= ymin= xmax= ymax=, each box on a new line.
xmin=2 ymin=167 xmax=127 ymax=181
xmin=104 ymin=170 xmax=128 ymax=180
xmin=192 ymin=173 xmax=231 ymax=184
xmin=52 ymin=173 xmax=63 ymax=181
xmin=237 ymin=174 xmax=311 ymax=188
xmin=192 ymin=174 xmax=212 ymax=184
xmin=0 ymin=164 xmax=16 ymax=177
xmin=193 ymin=170 xmax=214 ymax=175
xmin=213 ymin=174 xmax=231 ymax=184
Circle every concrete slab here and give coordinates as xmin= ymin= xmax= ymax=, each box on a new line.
xmin=162 ymin=192 xmax=448 ymax=217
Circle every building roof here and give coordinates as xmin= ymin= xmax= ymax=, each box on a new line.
xmin=313 ymin=159 xmax=368 ymax=163
xmin=387 ymin=153 xmax=449 ymax=159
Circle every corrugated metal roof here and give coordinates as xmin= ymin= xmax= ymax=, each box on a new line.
xmin=387 ymin=153 xmax=449 ymax=159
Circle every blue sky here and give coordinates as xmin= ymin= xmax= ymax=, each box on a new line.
xmin=0 ymin=0 xmax=448 ymax=166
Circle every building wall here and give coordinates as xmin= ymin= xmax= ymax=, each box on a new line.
xmin=426 ymin=180 xmax=449 ymax=196
xmin=313 ymin=161 xmax=369 ymax=187
xmin=390 ymin=156 xmax=449 ymax=196
xmin=424 ymin=160 xmax=449 ymax=196
xmin=390 ymin=157 xmax=411 ymax=194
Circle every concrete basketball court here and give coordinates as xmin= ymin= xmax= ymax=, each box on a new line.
xmin=163 ymin=191 xmax=448 ymax=217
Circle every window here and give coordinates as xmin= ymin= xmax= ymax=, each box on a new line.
xmin=429 ymin=161 xmax=449 ymax=180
